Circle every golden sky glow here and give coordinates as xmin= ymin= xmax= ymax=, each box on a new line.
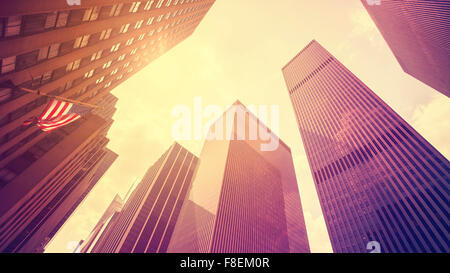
xmin=46 ymin=0 xmax=450 ymax=253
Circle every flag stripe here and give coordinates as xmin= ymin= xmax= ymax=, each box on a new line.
xmin=35 ymin=99 xmax=91 ymax=132
xmin=40 ymin=100 xmax=58 ymax=120
xmin=39 ymin=114 xmax=80 ymax=132
xmin=40 ymin=100 xmax=74 ymax=121
xmin=39 ymin=113 xmax=78 ymax=127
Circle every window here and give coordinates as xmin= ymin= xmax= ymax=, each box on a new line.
xmin=95 ymin=76 xmax=104 ymax=84
xmin=157 ymin=14 xmax=163 ymax=22
xmin=99 ymin=28 xmax=112 ymax=40
xmin=123 ymin=62 xmax=130 ymax=68
xmin=32 ymin=71 xmax=53 ymax=86
xmin=125 ymin=37 xmax=134 ymax=46
xmin=64 ymin=80 xmax=73 ymax=91
xmin=1 ymin=56 xmax=16 ymax=74
xmin=102 ymin=60 xmax=112 ymax=69
xmin=37 ymin=43 xmax=60 ymax=61
xmin=48 ymin=43 xmax=61 ymax=59
xmin=110 ymin=3 xmax=124 ymax=16
xmin=5 ymin=16 xmax=21 ymax=37
xmin=84 ymin=69 xmax=94 ymax=78
xmin=156 ymin=0 xmax=164 ymax=8
xmin=119 ymin=23 xmax=130 ymax=33
xmin=129 ymin=2 xmax=142 ymax=13
xmin=111 ymin=43 xmax=121 ymax=52
xmin=83 ymin=7 xmax=99 ymax=22
xmin=138 ymin=33 xmax=145 ymax=40
xmin=130 ymin=48 xmax=137 ymax=55
xmin=111 ymin=68 xmax=118 ymax=75
xmin=165 ymin=0 xmax=172 ymax=7
xmin=56 ymin=11 xmax=69 ymax=27
xmin=74 ymin=35 xmax=90 ymax=48
xmin=66 ymin=59 xmax=81 ymax=71
xmin=104 ymin=81 xmax=112 ymax=88
xmin=42 ymin=71 xmax=53 ymax=82
xmin=45 ymin=12 xmax=58 ymax=29
xmin=118 ymin=54 xmax=126 ymax=61
xmin=144 ymin=1 xmax=155 ymax=10
xmin=135 ymin=20 xmax=144 ymax=29
xmin=91 ymin=50 xmax=103 ymax=61
xmin=147 ymin=17 xmax=154 ymax=25
xmin=117 ymin=74 xmax=123 ymax=80
xmin=16 ymin=50 xmax=39 ymax=70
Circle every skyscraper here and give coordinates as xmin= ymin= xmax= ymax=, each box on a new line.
xmin=168 ymin=101 xmax=310 ymax=253
xmin=361 ymin=0 xmax=450 ymax=97
xmin=0 ymin=0 xmax=215 ymax=252
xmin=80 ymin=194 xmax=123 ymax=253
xmin=42 ymin=148 xmax=119 ymax=253
xmin=90 ymin=142 xmax=199 ymax=253
xmin=282 ymin=40 xmax=450 ymax=253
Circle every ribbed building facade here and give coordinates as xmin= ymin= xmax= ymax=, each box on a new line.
xmin=168 ymin=102 xmax=310 ymax=253
xmin=0 ymin=0 xmax=214 ymax=252
xmin=39 ymin=148 xmax=119 ymax=253
xmin=282 ymin=40 xmax=450 ymax=253
xmin=90 ymin=142 xmax=199 ymax=253
xmin=361 ymin=0 xmax=450 ymax=97
xmin=80 ymin=194 xmax=123 ymax=253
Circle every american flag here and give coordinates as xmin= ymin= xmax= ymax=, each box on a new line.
xmin=23 ymin=99 xmax=91 ymax=132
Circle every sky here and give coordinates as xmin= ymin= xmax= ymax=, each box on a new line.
xmin=46 ymin=0 xmax=450 ymax=253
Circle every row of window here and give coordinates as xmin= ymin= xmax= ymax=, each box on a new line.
xmin=0 ymin=0 xmax=206 ymax=39
xmin=0 ymin=1 xmax=209 ymax=76
xmin=0 ymin=8 xmax=201 ymax=160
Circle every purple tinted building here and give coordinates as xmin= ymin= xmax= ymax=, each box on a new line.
xmin=282 ymin=40 xmax=449 ymax=253
xmin=89 ymin=142 xmax=198 ymax=253
xmin=168 ymin=101 xmax=310 ymax=253
xmin=80 ymin=194 xmax=123 ymax=253
xmin=362 ymin=0 xmax=450 ymax=97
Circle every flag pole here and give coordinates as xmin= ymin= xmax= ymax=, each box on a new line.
xmin=19 ymin=86 xmax=104 ymax=110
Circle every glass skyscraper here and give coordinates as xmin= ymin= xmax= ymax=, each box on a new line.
xmin=89 ymin=142 xmax=198 ymax=253
xmin=282 ymin=40 xmax=449 ymax=253
xmin=168 ymin=101 xmax=310 ymax=253
xmin=0 ymin=0 xmax=215 ymax=252
xmin=361 ymin=0 xmax=450 ymax=97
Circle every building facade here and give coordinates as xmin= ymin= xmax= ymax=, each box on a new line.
xmin=168 ymin=102 xmax=310 ymax=253
xmin=0 ymin=0 xmax=214 ymax=252
xmin=80 ymin=194 xmax=123 ymax=253
xmin=90 ymin=142 xmax=199 ymax=253
xmin=282 ymin=40 xmax=450 ymax=253
xmin=361 ymin=0 xmax=450 ymax=97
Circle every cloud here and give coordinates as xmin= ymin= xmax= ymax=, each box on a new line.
xmin=303 ymin=211 xmax=333 ymax=253
xmin=411 ymin=94 xmax=450 ymax=159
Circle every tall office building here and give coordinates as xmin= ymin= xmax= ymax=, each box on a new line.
xmin=90 ymin=142 xmax=199 ymax=253
xmin=168 ymin=101 xmax=310 ymax=253
xmin=80 ymin=194 xmax=123 ymax=253
xmin=0 ymin=0 xmax=215 ymax=252
xmin=282 ymin=40 xmax=450 ymax=253
xmin=361 ymin=0 xmax=450 ymax=97
xmin=38 ymin=148 xmax=119 ymax=253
